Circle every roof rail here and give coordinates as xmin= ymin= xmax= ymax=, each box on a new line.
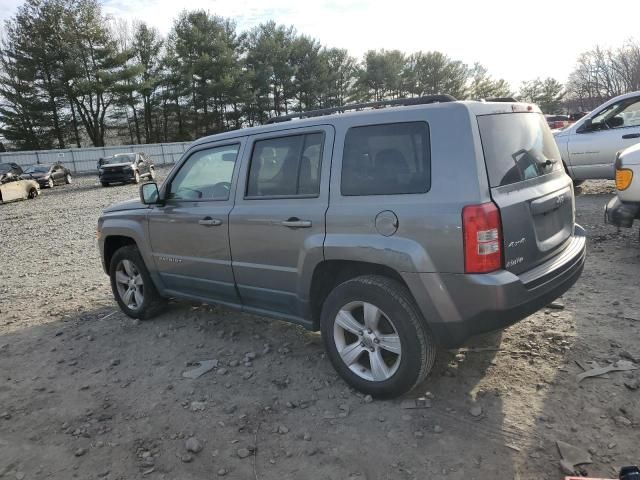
xmin=265 ymin=95 xmax=457 ymax=124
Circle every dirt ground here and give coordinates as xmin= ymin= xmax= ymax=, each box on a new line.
xmin=1 ymin=171 xmax=639 ymax=480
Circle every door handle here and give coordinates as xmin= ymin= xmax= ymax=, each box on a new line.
xmin=622 ymin=133 xmax=640 ymax=139
xmin=198 ymin=217 xmax=222 ymax=226
xmin=281 ymin=217 xmax=312 ymax=228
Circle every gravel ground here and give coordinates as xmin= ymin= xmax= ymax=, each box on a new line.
xmin=1 ymin=173 xmax=639 ymax=480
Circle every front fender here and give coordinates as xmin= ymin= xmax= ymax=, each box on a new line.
xmin=98 ymin=212 xmax=164 ymax=292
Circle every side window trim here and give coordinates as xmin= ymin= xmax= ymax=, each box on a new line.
xmin=163 ymin=141 xmax=242 ymax=204
xmin=243 ymin=130 xmax=326 ymax=200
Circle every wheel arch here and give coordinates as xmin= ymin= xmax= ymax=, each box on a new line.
xmin=308 ymin=260 xmax=410 ymax=330
xmin=103 ymin=235 xmax=138 ymax=275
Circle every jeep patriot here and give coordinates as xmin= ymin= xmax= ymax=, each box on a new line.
xmin=98 ymin=95 xmax=586 ymax=398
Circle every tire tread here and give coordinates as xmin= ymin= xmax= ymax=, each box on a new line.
xmin=321 ymin=274 xmax=436 ymax=397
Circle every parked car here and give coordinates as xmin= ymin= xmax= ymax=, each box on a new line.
xmin=568 ymin=112 xmax=587 ymax=123
xmin=0 ymin=162 xmax=24 ymax=183
xmin=605 ymin=143 xmax=640 ymax=228
xmin=545 ymin=114 xmax=570 ymax=130
xmin=97 ymin=153 xmax=155 ymax=187
xmin=98 ymin=96 xmax=586 ymax=398
xmin=21 ymin=162 xmax=72 ymax=188
xmin=0 ymin=176 xmax=39 ymax=204
xmin=554 ymin=91 xmax=640 ymax=180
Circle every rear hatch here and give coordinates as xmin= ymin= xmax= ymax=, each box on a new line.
xmin=477 ymin=111 xmax=575 ymax=275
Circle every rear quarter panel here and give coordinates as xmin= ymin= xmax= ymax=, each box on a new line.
xmin=325 ymin=103 xmax=489 ymax=274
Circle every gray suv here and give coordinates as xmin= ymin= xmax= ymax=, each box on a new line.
xmin=98 ymin=96 xmax=586 ymax=398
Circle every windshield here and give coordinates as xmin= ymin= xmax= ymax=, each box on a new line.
xmin=24 ymin=165 xmax=51 ymax=173
xmin=0 ymin=164 xmax=13 ymax=174
xmin=478 ymin=112 xmax=562 ymax=187
xmin=100 ymin=154 xmax=135 ymax=165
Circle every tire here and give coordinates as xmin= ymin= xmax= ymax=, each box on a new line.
xmin=48 ymin=178 xmax=54 ymax=188
xmin=133 ymin=171 xmax=140 ymax=184
xmin=101 ymin=182 xmax=109 ymax=187
xmin=320 ymin=275 xmax=436 ymax=399
xmin=149 ymin=167 xmax=156 ymax=180
xmin=109 ymin=245 xmax=165 ymax=320
xmin=27 ymin=188 xmax=38 ymax=199
xmin=65 ymin=173 xmax=72 ymax=184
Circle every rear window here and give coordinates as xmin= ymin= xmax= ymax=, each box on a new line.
xmin=478 ymin=113 xmax=562 ymax=187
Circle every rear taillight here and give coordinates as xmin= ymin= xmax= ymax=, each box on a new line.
xmin=462 ymin=202 xmax=503 ymax=273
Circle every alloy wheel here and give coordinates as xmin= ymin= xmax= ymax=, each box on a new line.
xmin=333 ymin=301 xmax=402 ymax=381
xmin=114 ymin=259 xmax=144 ymax=311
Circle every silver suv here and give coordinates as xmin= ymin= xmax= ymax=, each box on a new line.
xmin=98 ymin=96 xmax=586 ymax=398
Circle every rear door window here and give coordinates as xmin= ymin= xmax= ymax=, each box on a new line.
xmin=246 ymin=133 xmax=324 ymax=197
xmin=477 ymin=113 xmax=562 ymax=187
xmin=341 ymin=122 xmax=430 ymax=196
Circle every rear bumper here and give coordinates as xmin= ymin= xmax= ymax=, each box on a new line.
xmin=403 ymin=225 xmax=586 ymax=347
xmin=605 ymin=196 xmax=640 ymax=228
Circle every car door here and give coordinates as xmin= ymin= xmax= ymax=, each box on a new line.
xmin=146 ymin=140 xmax=245 ymax=306
xmin=52 ymin=165 xmax=64 ymax=184
xmin=139 ymin=155 xmax=148 ymax=176
xmin=136 ymin=155 xmax=148 ymax=177
xmin=229 ymin=126 xmax=333 ymax=320
xmin=568 ymin=95 xmax=640 ymax=179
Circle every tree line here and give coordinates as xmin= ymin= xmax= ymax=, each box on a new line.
xmin=1 ymin=0 xmax=638 ymax=152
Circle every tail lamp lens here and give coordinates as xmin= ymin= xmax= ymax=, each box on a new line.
xmin=462 ymin=202 xmax=503 ymax=273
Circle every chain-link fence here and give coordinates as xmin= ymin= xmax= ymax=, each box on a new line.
xmin=0 ymin=142 xmax=191 ymax=174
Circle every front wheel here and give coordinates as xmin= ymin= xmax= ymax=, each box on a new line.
xmin=133 ymin=171 xmax=140 ymax=184
xmin=48 ymin=178 xmax=54 ymax=188
xmin=149 ymin=167 xmax=156 ymax=180
xmin=320 ymin=275 xmax=436 ymax=398
xmin=109 ymin=245 xmax=165 ymax=319
xmin=65 ymin=173 xmax=72 ymax=184
xmin=101 ymin=182 xmax=109 ymax=187
xmin=28 ymin=188 xmax=38 ymax=199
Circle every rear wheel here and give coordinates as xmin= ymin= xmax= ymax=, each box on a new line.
xmin=101 ymin=182 xmax=109 ymax=187
xmin=27 ymin=188 xmax=38 ymax=199
xmin=109 ymin=245 xmax=165 ymax=319
xmin=133 ymin=171 xmax=140 ymax=184
xmin=321 ymin=275 xmax=436 ymax=398
xmin=65 ymin=173 xmax=72 ymax=184
xmin=47 ymin=178 xmax=54 ymax=188
xmin=149 ymin=167 xmax=156 ymax=180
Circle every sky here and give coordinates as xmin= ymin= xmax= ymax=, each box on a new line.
xmin=1 ymin=0 xmax=639 ymax=88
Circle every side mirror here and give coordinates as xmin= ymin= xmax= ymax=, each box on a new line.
xmin=140 ymin=182 xmax=161 ymax=205
xmin=608 ymin=116 xmax=624 ymax=128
